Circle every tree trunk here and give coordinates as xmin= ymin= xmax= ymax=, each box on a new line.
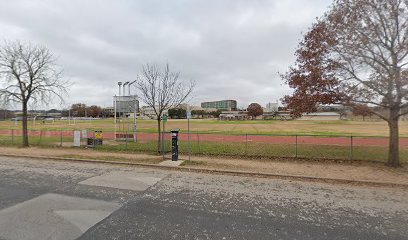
xmin=387 ymin=111 xmax=400 ymax=167
xmin=157 ymin=118 xmax=161 ymax=154
xmin=22 ymin=101 xmax=29 ymax=147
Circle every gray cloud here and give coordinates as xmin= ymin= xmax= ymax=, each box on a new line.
xmin=0 ymin=0 xmax=331 ymax=109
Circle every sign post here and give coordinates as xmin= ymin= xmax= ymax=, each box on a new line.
xmin=187 ymin=111 xmax=191 ymax=162
xmin=162 ymin=114 xmax=168 ymax=161
xmin=73 ymin=130 xmax=81 ymax=147
xmin=133 ymin=98 xmax=137 ymax=142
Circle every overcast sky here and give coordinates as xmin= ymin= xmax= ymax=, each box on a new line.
xmin=0 ymin=0 xmax=332 ymax=110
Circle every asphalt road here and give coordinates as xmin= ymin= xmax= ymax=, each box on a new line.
xmin=0 ymin=156 xmax=407 ymax=240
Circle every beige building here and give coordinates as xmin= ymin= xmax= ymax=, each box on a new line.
xmin=219 ymin=111 xmax=250 ymax=121
xmin=139 ymin=106 xmax=169 ymax=119
xmin=298 ymin=112 xmax=341 ymax=121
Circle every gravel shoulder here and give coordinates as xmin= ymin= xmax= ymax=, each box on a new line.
xmin=0 ymin=146 xmax=407 ymax=185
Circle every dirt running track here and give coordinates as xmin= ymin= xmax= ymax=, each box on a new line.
xmin=1 ymin=129 xmax=408 ymax=147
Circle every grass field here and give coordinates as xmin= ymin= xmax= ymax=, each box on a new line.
xmin=1 ymin=118 xmax=407 ymax=163
xmin=1 ymin=118 xmax=408 ymax=137
xmin=1 ymin=132 xmax=407 ymax=163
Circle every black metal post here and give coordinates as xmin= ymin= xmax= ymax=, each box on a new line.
xmin=245 ymin=134 xmax=248 ymax=155
xmin=295 ymin=135 xmax=298 ymax=158
xmin=197 ymin=133 xmax=200 ymax=154
xmin=125 ymin=131 xmax=128 ymax=150
xmin=350 ymin=136 xmax=353 ymax=160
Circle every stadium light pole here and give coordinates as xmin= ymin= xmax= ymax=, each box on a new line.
xmin=122 ymin=81 xmax=130 ymax=138
xmin=128 ymin=80 xmax=137 ymax=142
xmin=128 ymin=79 xmax=137 ymax=95
xmin=114 ymin=94 xmax=117 ymax=140
xmin=123 ymin=81 xmax=129 ymax=96
xmin=118 ymin=82 xmax=122 ymax=96
xmin=116 ymin=82 xmax=122 ymax=140
xmin=118 ymin=82 xmax=122 ymax=105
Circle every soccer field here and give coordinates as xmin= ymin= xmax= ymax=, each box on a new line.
xmin=1 ymin=118 xmax=408 ymax=137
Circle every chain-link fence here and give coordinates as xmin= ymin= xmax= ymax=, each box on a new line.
xmin=0 ymin=129 xmax=406 ymax=163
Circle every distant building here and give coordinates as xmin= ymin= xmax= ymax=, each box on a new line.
xmin=219 ymin=111 xmax=250 ymax=121
xmin=201 ymin=100 xmax=237 ymax=111
xmin=102 ymin=107 xmax=115 ymax=118
xmin=263 ymin=111 xmax=293 ymax=120
xmin=266 ymin=102 xmax=279 ymax=112
xmin=139 ymin=106 xmax=169 ymax=119
xmin=177 ymin=104 xmax=217 ymax=113
xmin=299 ymin=112 xmax=341 ymax=121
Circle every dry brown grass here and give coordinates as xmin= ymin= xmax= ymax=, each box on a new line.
xmin=2 ymin=118 xmax=408 ymax=136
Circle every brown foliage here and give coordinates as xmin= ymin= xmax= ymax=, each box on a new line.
xmin=87 ymin=105 xmax=102 ymax=118
xmin=352 ymin=104 xmax=372 ymax=121
xmin=281 ymin=19 xmax=343 ymax=117
xmin=247 ymin=103 xmax=263 ymax=119
xmin=282 ymin=0 xmax=408 ymax=166
xmin=70 ymin=103 xmax=86 ymax=117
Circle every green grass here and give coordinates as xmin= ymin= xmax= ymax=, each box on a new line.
xmin=1 ymin=119 xmax=407 ymax=164
xmin=1 ymin=136 xmax=406 ymax=163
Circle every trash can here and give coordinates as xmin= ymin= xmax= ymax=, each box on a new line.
xmin=87 ymin=138 xmax=94 ymax=147
xmin=87 ymin=130 xmax=103 ymax=147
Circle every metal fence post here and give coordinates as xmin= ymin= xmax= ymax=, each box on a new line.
xmin=60 ymin=130 xmax=63 ymax=147
xmin=162 ymin=131 xmax=165 ymax=160
xmin=11 ymin=129 xmax=14 ymax=144
xmin=93 ymin=131 xmax=95 ymax=149
xmin=245 ymin=134 xmax=248 ymax=156
xmin=350 ymin=135 xmax=353 ymax=160
xmin=295 ymin=135 xmax=298 ymax=158
xmin=197 ymin=133 xmax=200 ymax=154
xmin=39 ymin=130 xmax=42 ymax=145
xmin=125 ymin=131 xmax=128 ymax=150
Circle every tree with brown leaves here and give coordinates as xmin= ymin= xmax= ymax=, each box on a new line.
xmin=352 ymin=104 xmax=372 ymax=121
xmin=247 ymin=103 xmax=263 ymax=120
xmin=282 ymin=0 xmax=408 ymax=167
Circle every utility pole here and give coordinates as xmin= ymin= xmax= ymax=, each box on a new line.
xmin=128 ymin=80 xmax=138 ymax=142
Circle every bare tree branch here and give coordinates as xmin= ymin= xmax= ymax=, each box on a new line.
xmin=0 ymin=40 xmax=70 ymax=146
xmin=135 ymin=63 xmax=195 ymax=152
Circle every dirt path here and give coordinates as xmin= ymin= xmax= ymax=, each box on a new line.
xmin=188 ymin=155 xmax=408 ymax=185
xmin=0 ymin=146 xmax=162 ymax=164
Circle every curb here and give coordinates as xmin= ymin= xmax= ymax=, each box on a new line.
xmin=1 ymin=153 xmax=407 ymax=189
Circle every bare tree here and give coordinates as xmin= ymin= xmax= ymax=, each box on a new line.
xmin=0 ymin=41 xmax=69 ymax=147
xmin=136 ymin=63 xmax=194 ymax=152
xmin=283 ymin=0 xmax=408 ymax=167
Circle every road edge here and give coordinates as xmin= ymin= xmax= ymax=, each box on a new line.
xmin=1 ymin=153 xmax=407 ymax=189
